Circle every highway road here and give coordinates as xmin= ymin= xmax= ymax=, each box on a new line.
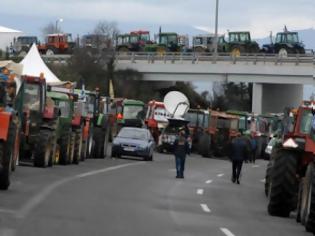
xmin=0 ymin=153 xmax=310 ymax=236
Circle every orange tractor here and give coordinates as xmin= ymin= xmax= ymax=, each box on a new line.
xmin=266 ymin=101 xmax=315 ymax=233
xmin=38 ymin=33 xmax=76 ymax=55
xmin=0 ymin=66 xmax=21 ymax=190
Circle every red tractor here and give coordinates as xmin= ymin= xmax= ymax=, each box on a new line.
xmin=38 ymin=33 xmax=76 ymax=55
xmin=116 ymin=30 xmax=151 ymax=52
xmin=145 ymin=100 xmax=170 ymax=143
xmin=266 ymin=101 xmax=315 ymax=233
xmin=0 ymin=67 xmax=21 ymax=190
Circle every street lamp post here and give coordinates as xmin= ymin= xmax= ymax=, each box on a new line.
xmin=214 ymin=0 xmax=219 ymax=60
xmin=55 ymin=18 xmax=63 ymax=33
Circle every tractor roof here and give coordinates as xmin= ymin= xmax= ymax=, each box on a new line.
xmin=47 ymin=91 xmax=70 ymax=101
xmin=123 ymin=99 xmax=144 ymax=106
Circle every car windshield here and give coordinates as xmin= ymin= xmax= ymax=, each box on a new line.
xmin=123 ymin=105 xmax=144 ymax=119
xmin=118 ymin=128 xmax=147 ymax=140
xmin=24 ymin=83 xmax=40 ymax=111
xmin=57 ymin=100 xmax=71 ymax=117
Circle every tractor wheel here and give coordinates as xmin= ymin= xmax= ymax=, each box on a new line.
xmin=33 ymin=130 xmax=53 ymax=168
xmin=103 ymin=127 xmax=110 ymax=158
xmin=267 ymin=149 xmax=298 ymax=217
xmin=81 ymin=139 xmax=87 ymax=162
xmin=69 ymin=132 xmax=76 ymax=164
xmin=265 ymin=161 xmax=273 ymax=197
xmin=46 ymin=48 xmax=55 ymax=56
xmin=93 ymin=127 xmax=105 ymax=159
xmin=278 ymin=48 xmax=288 ymax=58
xmin=300 ymin=164 xmax=315 ymax=232
xmin=59 ymin=134 xmax=71 ymax=165
xmin=73 ymin=130 xmax=82 ymax=165
xmin=231 ymin=47 xmax=241 ymax=57
xmin=198 ymin=133 xmax=212 ymax=158
xmin=0 ymin=142 xmax=11 ymax=190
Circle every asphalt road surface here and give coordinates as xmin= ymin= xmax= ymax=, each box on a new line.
xmin=0 ymin=153 xmax=310 ymax=236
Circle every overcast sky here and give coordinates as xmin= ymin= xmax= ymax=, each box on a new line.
xmin=1 ymin=0 xmax=314 ymax=38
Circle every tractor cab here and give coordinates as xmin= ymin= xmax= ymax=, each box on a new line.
xmin=227 ymin=31 xmax=259 ymax=56
xmin=157 ymin=33 xmax=179 ymax=52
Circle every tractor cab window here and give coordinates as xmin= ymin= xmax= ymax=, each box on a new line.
xmin=230 ymin=119 xmax=239 ymax=130
xmin=193 ymin=37 xmax=203 ymax=45
xmin=286 ymin=33 xmax=299 ymax=43
xmin=160 ymin=35 xmax=168 ymax=45
xmin=117 ymin=36 xmax=123 ymax=45
xmin=239 ymin=33 xmax=250 ymax=42
xmin=218 ymin=36 xmax=225 ymax=44
xmin=184 ymin=112 xmax=198 ymax=127
xmin=67 ymin=34 xmax=73 ymax=43
xmin=217 ymin=118 xmax=230 ymax=129
xmin=206 ymin=37 xmax=213 ymax=45
xmin=168 ymin=35 xmax=177 ymax=45
xmin=87 ymin=95 xmax=96 ymax=114
xmin=140 ymin=33 xmax=150 ymax=42
xmin=123 ymin=105 xmax=144 ymax=120
xmin=238 ymin=117 xmax=247 ymax=130
xmin=300 ymin=109 xmax=313 ymax=134
xmin=130 ymin=35 xmax=138 ymax=43
xmin=229 ymin=33 xmax=239 ymax=42
xmin=24 ymin=83 xmax=40 ymax=111
xmin=58 ymin=101 xmax=71 ymax=117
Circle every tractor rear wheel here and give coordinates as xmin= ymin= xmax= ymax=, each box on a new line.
xmin=34 ymin=130 xmax=53 ymax=168
xmin=0 ymin=142 xmax=11 ymax=190
xmin=93 ymin=127 xmax=105 ymax=159
xmin=198 ymin=133 xmax=212 ymax=158
xmin=265 ymin=161 xmax=273 ymax=197
xmin=73 ymin=130 xmax=82 ymax=165
xmin=300 ymin=164 xmax=315 ymax=232
xmin=267 ymin=149 xmax=298 ymax=217
xmin=59 ymin=134 xmax=71 ymax=165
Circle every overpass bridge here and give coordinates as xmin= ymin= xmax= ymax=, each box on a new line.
xmin=114 ymin=52 xmax=315 ymax=113
xmin=42 ymin=52 xmax=315 ymax=113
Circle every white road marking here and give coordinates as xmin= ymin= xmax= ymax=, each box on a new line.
xmin=220 ymin=228 xmax=235 ymax=236
xmin=252 ymin=165 xmax=260 ymax=168
xmin=200 ymin=204 xmax=211 ymax=213
xmin=260 ymin=178 xmax=266 ymax=183
xmin=217 ymin=173 xmax=224 ymax=177
xmin=205 ymin=179 xmax=213 ymax=184
xmin=17 ymin=162 xmax=144 ymax=218
xmin=197 ymin=189 xmax=204 ymax=195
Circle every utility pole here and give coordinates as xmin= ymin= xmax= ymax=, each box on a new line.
xmin=214 ymin=0 xmax=219 ymax=60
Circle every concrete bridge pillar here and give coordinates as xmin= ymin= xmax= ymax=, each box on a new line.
xmin=252 ymin=83 xmax=303 ymax=114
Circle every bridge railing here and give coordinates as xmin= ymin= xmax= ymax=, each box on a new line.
xmin=116 ymin=52 xmax=315 ymax=66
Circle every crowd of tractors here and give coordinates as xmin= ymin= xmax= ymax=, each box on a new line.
xmin=8 ymin=26 xmax=309 ymax=58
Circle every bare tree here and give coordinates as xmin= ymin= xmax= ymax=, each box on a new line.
xmin=94 ymin=21 xmax=120 ymax=48
xmin=41 ymin=22 xmax=62 ymax=37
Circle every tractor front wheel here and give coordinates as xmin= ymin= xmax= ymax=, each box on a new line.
xmin=267 ymin=149 xmax=298 ymax=217
xmin=34 ymin=130 xmax=53 ymax=168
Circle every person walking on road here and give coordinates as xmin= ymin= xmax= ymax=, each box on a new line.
xmin=173 ymin=128 xmax=190 ymax=179
xmin=229 ymin=133 xmax=249 ymax=184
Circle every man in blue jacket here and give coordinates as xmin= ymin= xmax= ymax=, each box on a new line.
xmin=229 ymin=133 xmax=249 ymax=184
xmin=173 ymin=128 xmax=190 ymax=179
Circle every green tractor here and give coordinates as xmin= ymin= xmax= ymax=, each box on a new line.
xmin=227 ymin=31 xmax=260 ymax=56
xmin=46 ymin=90 xmax=75 ymax=165
xmin=145 ymin=32 xmax=180 ymax=54
xmin=75 ymin=88 xmax=111 ymax=159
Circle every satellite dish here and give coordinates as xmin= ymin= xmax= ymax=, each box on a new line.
xmin=164 ymin=91 xmax=190 ymax=118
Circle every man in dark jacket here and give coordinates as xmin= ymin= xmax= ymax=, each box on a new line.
xmin=229 ymin=133 xmax=249 ymax=184
xmin=173 ymin=129 xmax=190 ymax=179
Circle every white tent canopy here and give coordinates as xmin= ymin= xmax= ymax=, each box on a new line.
xmin=20 ymin=44 xmax=65 ymax=86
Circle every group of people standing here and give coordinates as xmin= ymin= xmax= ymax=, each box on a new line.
xmin=172 ymin=126 xmax=261 ymax=185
